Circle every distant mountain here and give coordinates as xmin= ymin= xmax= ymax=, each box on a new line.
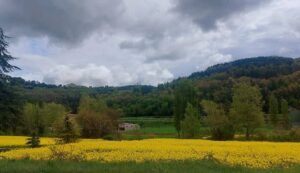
xmin=189 ymin=56 xmax=300 ymax=79
xmin=183 ymin=56 xmax=300 ymax=112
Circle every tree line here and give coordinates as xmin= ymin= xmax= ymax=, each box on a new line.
xmin=174 ymin=80 xmax=295 ymax=140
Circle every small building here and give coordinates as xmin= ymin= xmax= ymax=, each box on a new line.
xmin=118 ymin=123 xmax=140 ymax=132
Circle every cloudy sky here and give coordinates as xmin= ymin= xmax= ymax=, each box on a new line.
xmin=1 ymin=0 xmax=300 ymax=86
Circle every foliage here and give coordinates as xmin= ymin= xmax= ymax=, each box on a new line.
xmin=0 ymin=28 xmax=20 ymax=74
xmin=255 ymin=128 xmax=300 ymax=142
xmin=269 ymin=93 xmax=279 ymax=126
xmin=22 ymin=103 xmax=44 ymax=135
xmin=280 ymin=99 xmax=291 ymax=129
xmin=189 ymin=56 xmax=297 ymax=79
xmin=201 ymin=100 xmax=234 ymax=140
xmin=230 ymin=83 xmax=264 ymax=139
xmin=26 ymin=132 xmax=40 ymax=148
xmin=180 ymin=103 xmax=201 ymax=138
xmin=4 ymin=56 xmax=300 ymax=122
xmin=0 ymin=28 xmax=22 ymax=134
xmin=174 ymin=79 xmax=197 ymax=135
xmin=54 ymin=115 xmax=80 ymax=144
xmin=0 ymin=79 xmax=23 ymax=133
xmin=22 ymin=103 xmax=66 ymax=135
xmin=77 ymin=96 xmax=119 ymax=138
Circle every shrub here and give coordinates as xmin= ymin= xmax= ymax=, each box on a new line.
xmin=76 ymin=96 xmax=120 ymax=138
xmin=77 ymin=109 xmax=119 ymax=138
xmin=26 ymin=132 xmax=40 ymax=148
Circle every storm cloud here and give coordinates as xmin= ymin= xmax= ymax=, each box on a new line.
xmin=0 ymin=0 xmax=124 ymax=44
xmin=1 ymin=0 xmax=300 ymax=86
xmin=173 ymin=0 xmax=269 ymax=30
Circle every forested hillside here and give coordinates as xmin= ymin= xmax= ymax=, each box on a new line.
xmin=5 ymin=56 xmax=300 ymax=117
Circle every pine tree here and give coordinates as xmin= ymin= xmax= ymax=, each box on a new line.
xmin=26 ymin=132 xmax=40 ymax=148
xmin=0 ymin=27 xmax=22 ymax=133
xmin=0 ymin=28 xmax=20 ymax=74
xmin=57 ymin=115 xmax=80 ymax=144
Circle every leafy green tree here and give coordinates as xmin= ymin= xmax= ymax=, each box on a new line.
xmin=201 ymin=100 xmax=234 ymax=140
xmin=78 ymin=95 xmax=107 ymax=114
xmin=0 ymin=27 xmax=22 ymax=133
xmin=181 ymin=103 xmax=201 ymax=138
xmin=269 ymin=93 xmax=279 ymax=126
xmin=55 ymin=115 xmax=80 ymax=144
xmin=174 ymin=79 xmax=197 ymax=136
xmin=41 ymin=103 xmax=67 ymax=131
xmin=77 ymin=96 xmax=119 ymax=138
xmin=280 ymin=99 xmax=291 ymax=129
xmin=22 ymin=102 xmax=66 ymax=135
xmin=22 ymin=103 xmax=44 ymax=135
xmin=230 ymin=83 xmax=264 ymax=140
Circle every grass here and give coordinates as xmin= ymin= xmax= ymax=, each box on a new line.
xmin=0 ymin=160 xmax=299 ymax=173
xmin=120 ymin=116 xmax=211 ymax=140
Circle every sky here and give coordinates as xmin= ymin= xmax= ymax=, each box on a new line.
xmin=0 ymin=0 xmax=300 ymax=86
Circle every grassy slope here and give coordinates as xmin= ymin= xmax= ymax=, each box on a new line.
xmin=0 ymin=160 xmax=299 ymax=173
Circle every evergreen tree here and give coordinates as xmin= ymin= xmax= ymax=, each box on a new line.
xmin=26 ymin=131 xmax=40 ymax=148
xmin=174 ymin=79 xmax=197 ymax=136
xmin=56 ymin=115 xmax=80 ymax=144
xmin=280 ymin=99 xmax=291 ymax=129
xmin=0 ymin=27 xmax=22 ymax=133
xmin=230 ymin=83 xmax=264 ymax=140
xmin=0 ymin=28 xmax=20 ymax=74
xmin=181 ymin=103 xmax=201 ymax=138
xmin=269 ymin=93 xmax=279 ymax=126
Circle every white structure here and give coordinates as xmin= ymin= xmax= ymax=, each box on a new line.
xmin=118 ymin=123 xmax=140 ymax=131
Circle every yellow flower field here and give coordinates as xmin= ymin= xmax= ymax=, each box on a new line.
xmin=1 ymin=136 xmax=300 ymax=168
xmin=0 ymin=136 xmax=55 ymax=147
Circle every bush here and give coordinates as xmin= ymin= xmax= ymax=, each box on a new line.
xmin=102 ymin=133 xmax=122 ymax=141
xmin=210 ymin=125 xmax=235 ymax=141
xmin=76 ymin=96 xmax=120 ymax=138
xmin=253 ymin=128 xmax=300 ymax=142
xmin=77 ymin=109 xmax=119 ymax=138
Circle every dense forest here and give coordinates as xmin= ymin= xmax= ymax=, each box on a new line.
xmin=5 ymin=56 xmax=300 ymax=117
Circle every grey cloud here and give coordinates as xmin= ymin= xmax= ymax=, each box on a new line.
xmin=173 ymin=0 xmax=269 ymax=30
xmin=6 ymin=0 xmax=300 ymax=86
xmin=145 ymin=51 xmax=184 ymax=63
xmin=0 ymin=0 xmax=124 ymax=44
xmin=119 ymin=39 xmax=149 ymax=50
